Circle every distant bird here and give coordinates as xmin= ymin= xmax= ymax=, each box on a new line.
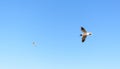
xmin=80 ymin=26 xmax=92 ymax=42
xmin=32 ymin=41 xmax=37 ymax=47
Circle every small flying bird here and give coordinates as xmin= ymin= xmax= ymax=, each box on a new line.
xmin=80 ymin=26 xmax=92 ymax=42
xmin=32 ymin=41 xmax=37 ymax=47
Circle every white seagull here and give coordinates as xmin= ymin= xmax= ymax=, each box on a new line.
xmin=80 ymin=26 xmax=92 ymax=42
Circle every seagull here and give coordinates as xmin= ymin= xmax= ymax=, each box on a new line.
xmin=80 ymin=26 xmax=92 ymax=42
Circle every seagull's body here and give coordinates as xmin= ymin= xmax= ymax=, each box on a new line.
xmin=80 ymin=27 xmax=92 ymax=42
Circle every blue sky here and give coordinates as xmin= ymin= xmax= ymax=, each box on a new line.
xmin=0 ymin=0 xmax=120 ymax=69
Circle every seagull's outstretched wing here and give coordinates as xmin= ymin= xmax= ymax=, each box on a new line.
xmin=82 ymin=35 xmax=87 ymax=42
xmin=81 ymin=27 xmax=87 ymax=33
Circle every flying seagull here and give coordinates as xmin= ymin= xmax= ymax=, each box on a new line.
xmin=80 ymin=26 xmax=92 ymax=42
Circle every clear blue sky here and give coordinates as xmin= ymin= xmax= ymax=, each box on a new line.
xmin=0 ymin=0 xmax=120 ymax=69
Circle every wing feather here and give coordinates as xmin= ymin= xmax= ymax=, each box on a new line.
xmin=82 ymin=35 xmax=87 ymax=42
xmin=81 ymin=27 xmax=87 ymax=33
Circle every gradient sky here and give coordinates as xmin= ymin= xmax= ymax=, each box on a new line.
xmin=0 ymin=0 xmax=120 ymax=69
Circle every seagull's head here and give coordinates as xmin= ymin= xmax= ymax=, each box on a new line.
xmin=89 ymin=32 xmax=92 ymax=35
